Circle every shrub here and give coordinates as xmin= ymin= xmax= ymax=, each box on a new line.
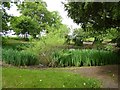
xmin=28 ymin=32 xmax=66 ymax=66
xmin=104 ymin=44 xmax=115 ymax=51
xmin=2 ymin=37 xmax=8 ymax=45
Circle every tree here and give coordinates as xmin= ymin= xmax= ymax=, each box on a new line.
xmin=64 ymin=2 xmax=120 ymax=29
xmin=2 ymin=2 xmax=12 ymax=31
xmin=11 ymin=15 xmax=40 ymax=38
xmin=72 ymin=28 xmax=90 ymax=46
xmin=17 ymin=1 xmax=62 ymax=33
xmin=64 ymin=2 xmax=120 ymax=46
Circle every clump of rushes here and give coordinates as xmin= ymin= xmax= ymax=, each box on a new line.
xmin=52 ymin=49 xmax=119 ymax=67
xmin=2 ymin=48 xmax=39 ymax=66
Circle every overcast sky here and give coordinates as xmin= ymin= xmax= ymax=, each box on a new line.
xmin=6 ymin=0 xmax=80 ymax=29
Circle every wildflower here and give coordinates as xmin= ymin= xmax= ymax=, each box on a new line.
xmin=83 ymin=83 xmax=86 ymax=85
xmin=63 ymin=85 xmax=65 ymax=87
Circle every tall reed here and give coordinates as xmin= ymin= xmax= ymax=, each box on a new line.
xmin=2 ymin=48 xmax=39 ymax=66
xmin=52 ymin=49 xmax=119 ymax=67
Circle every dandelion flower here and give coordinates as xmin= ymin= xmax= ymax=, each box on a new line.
xmin=63 ymin=85 xmax=65 ymax=87
xmin=40 ymin=79 xmax=42 ymax=82
xmin=83 ymin=83 xmax=86 ymax=85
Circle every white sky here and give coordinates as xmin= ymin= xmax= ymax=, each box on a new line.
xmin=6 ymin=0 xmax=80 ymax=29
xmin=43 ymin=0 xmax=80 ymax=29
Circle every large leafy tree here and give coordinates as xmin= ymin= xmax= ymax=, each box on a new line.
xmin=11 ymin=15 xmax=39 ymax=38
xmin=17 ymin=1 xmax=62 ymax=32
xmin=64 ymin=2 xmax=120 ymax=46
xmin=64 ymin=2 xmax=120 ymax=30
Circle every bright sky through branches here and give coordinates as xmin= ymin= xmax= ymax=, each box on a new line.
xmin=43 ymin=0 xmax=79 ymax=29
xmin=6 ymin=0 xmax=80 ymax=29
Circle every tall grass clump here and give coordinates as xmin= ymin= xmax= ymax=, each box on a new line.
xmin=52 ymin=49 xmax=119 ymax=67
xmin=2 ymin=48 xmax=39 ymax=66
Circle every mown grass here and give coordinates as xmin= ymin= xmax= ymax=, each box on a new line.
xmin=52 ymin=49 xmax=119 ymax=67
xmin=2 ymin=67 xmax=101 ymax=88
xmin=0 ymin=67 xmax=1 ymax=90
xmin=85 ymin=38 xmax=94 ymax=42
xmin=2 ymin=37 xmax=34 ymax=50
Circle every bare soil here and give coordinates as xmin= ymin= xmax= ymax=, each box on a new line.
xmin=64 ymin=65 xmax=119 ymax=88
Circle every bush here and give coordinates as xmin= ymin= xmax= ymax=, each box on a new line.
xmin=104 ymin=44 xmax=115 ymax=51
xmin=2 ymin=48 xmax=39 ymax=66
xmin=2 ymin=37 xmax=8 ymax=45
xmin=29 ymin=32 xmax=65 ymax=66
xmin=52 ymin=49 xmax=119 ymax=67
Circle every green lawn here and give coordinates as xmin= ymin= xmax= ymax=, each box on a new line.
xmin=85 ymin=38 xmax=94 ymax=42
xmin=2 ymin=67 xmax=101 ymax=88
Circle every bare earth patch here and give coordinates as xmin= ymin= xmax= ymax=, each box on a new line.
xmin=0 ymin=61 xmax=2 ymax=66
xmin=64 ymin=65 xmax=119 ymax=88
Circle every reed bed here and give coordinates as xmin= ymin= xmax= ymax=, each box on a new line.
xmin=52 ymin=49 xmax=119 ymax=67
xmin=2 ymin=48 xmax=39 ymax=66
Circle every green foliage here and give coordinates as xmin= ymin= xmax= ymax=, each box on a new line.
xmin=2 ymin=48 xmax=39 ymax=66
xmin=104 ymin=44 xmax=115 ymax=51
xmin=85 ymin=38 xmax=94 ymax=42
xmin=2 ymin=37 xmax=34 ymax=50
xmin=64 ymin=2 xmax=120 ymax=47
xmin=17 ymin=2 xmax=62 ymax=33
xmin=11 ymin=15 xmax=40 ymax=37
xmin=105 ymin=28 xmax=118 ymax=40
xmin=64 ymin=2 xmax=120 ymax=30
xmin=2 ymin=23 xmax=68 ymax=66
xmin=52 ymin=49 xmax=119 ymax=67
xmin=29 ymin=31 xmax=66 ymax=66
xmin=2 ymin=2 xmax=11 ymax=31
xmin=73 ymin=28 xmax=89 ymax=40
xmin=2 ymin=37 xmax=8 ymax=45
xmin=116 ymin=32 xmax=120 ymax=47
xmin=3 ymin=67 xmax=101 ymax=88
xmin=2 ymin=37 xmax=39 ymax=66
xmin=72 ymin=28 xmax=85 ymax=46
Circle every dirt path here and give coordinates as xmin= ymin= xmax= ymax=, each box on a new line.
xmin=2 ymin=61 xmax=119 ymax=88
xmin=18 ymin=64 xmax=119 ymax=88
xmin=64 ymin=65 xmax=119 ymax=88
xmin=0 ymin=61 xmax=2 ymax=66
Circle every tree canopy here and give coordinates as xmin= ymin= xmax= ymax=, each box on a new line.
xmin=64 ymin=2 xmax=120 ymax=46
xmin=64 ymin=2 xmax=120 ymax=30
xmin=11 ymin=15 xmax=39 ymax=38
xmin=7 ymin=1 xmax=64 ymax=39
xmin=2 ymin=2 xmax=12 ymax=31
xmin=17 ymin=1 xmax=62 ymax=32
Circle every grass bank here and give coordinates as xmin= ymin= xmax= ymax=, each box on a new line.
xmin=2 ymin=67 xmax=101 ymax=88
